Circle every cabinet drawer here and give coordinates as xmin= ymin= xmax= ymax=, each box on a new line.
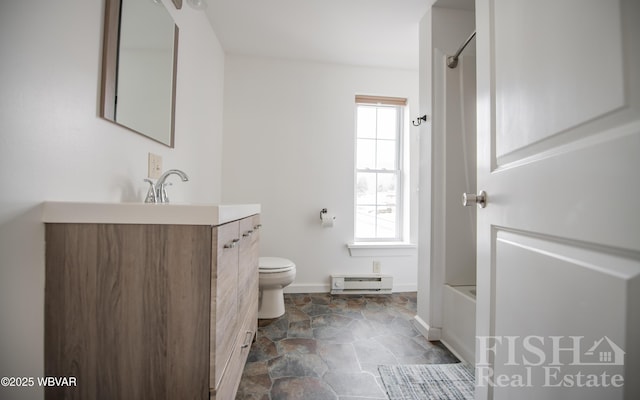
xmin=45 ymin=224 xmax=211 ymax=400
xmin=211 ymin=304 xmax=257 ymax=400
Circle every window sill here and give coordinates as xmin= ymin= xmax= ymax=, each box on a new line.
xmin=347 ymin=242 xmax=417 ymax=257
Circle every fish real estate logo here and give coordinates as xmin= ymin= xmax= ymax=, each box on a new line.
xmin=476 ymin=335 xmax=625 ymax=389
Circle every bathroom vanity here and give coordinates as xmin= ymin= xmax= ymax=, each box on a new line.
xmin=42 ymin=202 xmax=260 ymax=400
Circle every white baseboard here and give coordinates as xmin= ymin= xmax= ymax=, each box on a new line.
xmin=413 ymin=315 xmax=442 ymax=341
xmin=440 ymin=338 xmax=472 ymax=365
xmin=284 ymin=283 xmax=330 ymax=293
xmin=393 ymin=283 xmax=417 ymax=292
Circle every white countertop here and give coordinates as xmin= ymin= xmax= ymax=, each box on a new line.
xmin=42 ymin=202 xmax=260 ymax=226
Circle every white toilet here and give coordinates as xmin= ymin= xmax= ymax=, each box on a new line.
xmin=258 ymin=257 xmax=296 ymax=319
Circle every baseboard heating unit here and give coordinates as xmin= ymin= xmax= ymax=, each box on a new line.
xmin=330 ymin=274 xmax=393 ymax=294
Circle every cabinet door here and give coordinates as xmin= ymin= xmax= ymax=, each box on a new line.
xmin=211 ymin=221 xmax=239 ymax=390
xmin=238 ymin=215 xmax=260 ymax=317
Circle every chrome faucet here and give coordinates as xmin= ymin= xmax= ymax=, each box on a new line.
xmin=144 ymin=169 xmax=189 ymax=204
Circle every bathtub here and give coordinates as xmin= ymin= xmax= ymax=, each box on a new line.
xmin=442 ymin=284 xmax=476 ymax=364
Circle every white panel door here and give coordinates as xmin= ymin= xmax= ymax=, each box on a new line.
xmin=475 ymin=1 xmax=640 ymax=399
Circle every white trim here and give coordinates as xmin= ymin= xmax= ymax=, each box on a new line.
xmin=440 ymin=338 xmax=472 ymax=365
xmin=347 ymin=242 xmax=417 ymax=257
xmin=413 ymin=315 xmax=442 ymax=341
xmin=284 ymin=283 xmax=330 ymax=293
xmin=354 ymin=102 xmax=405 ymax=242
xmin=393 ymin=283 xmax=418 ymax=292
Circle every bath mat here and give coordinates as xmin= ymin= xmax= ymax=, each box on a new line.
xmin=378 ymin=363 xmax=474 ymax=400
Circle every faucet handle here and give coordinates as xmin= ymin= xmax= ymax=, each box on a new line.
xmin=143 ymin=179 xmax=157 ymax=203
xmin=158 ymin=182 xmax=173 ymax=203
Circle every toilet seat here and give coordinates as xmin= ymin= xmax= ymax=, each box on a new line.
xmin=259 ymin=257 xmax=295 ymax=274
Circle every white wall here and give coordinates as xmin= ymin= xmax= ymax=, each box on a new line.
xmin=416 ymin=5 xmax=476 ymax=339
xmin=416 ymin=8 xmax=435 ymax=337
xmin=443 ymin=52 xmax=476 ymax=286
xmin=221 ymin=55 xmax=419 ymax=293
xmin=0 ymin=1 xmax=225 ymax=398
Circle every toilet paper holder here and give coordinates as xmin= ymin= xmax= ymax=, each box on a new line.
xmin=320 ymin=208 xmax=336 ymax=220
xmin=320 ymin=208 xmax=336 ymax=227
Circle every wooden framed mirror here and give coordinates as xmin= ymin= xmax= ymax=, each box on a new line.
xmin=100 ymin=0 xmax=178 ymax=147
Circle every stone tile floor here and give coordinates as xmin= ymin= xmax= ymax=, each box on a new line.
xmin=236 ymin=292 xmax=459 ymax=400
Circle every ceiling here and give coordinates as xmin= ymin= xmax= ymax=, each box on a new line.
xmin=204 ymin=0 xmax=438 ymax=70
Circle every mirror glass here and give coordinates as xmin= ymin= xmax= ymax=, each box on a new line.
xmin=101 ymin=0 xmax=178 ymax=147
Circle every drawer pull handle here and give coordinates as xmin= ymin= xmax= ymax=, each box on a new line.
xmin=224 ymin=238 xmax=240 ymax=249
xmin=242 ymin=230 xmax=254 ymax=238
xmin=241 ymin=330 xmax=253 ymax=348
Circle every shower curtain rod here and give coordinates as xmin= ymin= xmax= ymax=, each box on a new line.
xmin=447 ymin=31 xmax=476 ymax=69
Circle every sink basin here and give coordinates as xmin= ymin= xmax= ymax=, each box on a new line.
xmin=42 ymin=202 xmax=260 ymax=226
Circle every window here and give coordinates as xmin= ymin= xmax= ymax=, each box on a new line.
xmin=354 ymin=95 xmax=406 ymax=241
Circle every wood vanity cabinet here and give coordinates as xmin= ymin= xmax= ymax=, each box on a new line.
xmin=211 ymin=215 xmax=260 ymax=399
xmin=44 ymin=214 xmax=260 ymax=400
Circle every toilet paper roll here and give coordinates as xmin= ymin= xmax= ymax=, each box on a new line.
xmin=321 ymin=213 xmax=335 ymax=228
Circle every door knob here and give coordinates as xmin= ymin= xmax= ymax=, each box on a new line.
xmin=463 ymin=190 xmax=487 ymax=208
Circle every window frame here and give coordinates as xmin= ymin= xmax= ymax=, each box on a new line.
xmin=354 ymin=96 xmax=406 ymax=242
